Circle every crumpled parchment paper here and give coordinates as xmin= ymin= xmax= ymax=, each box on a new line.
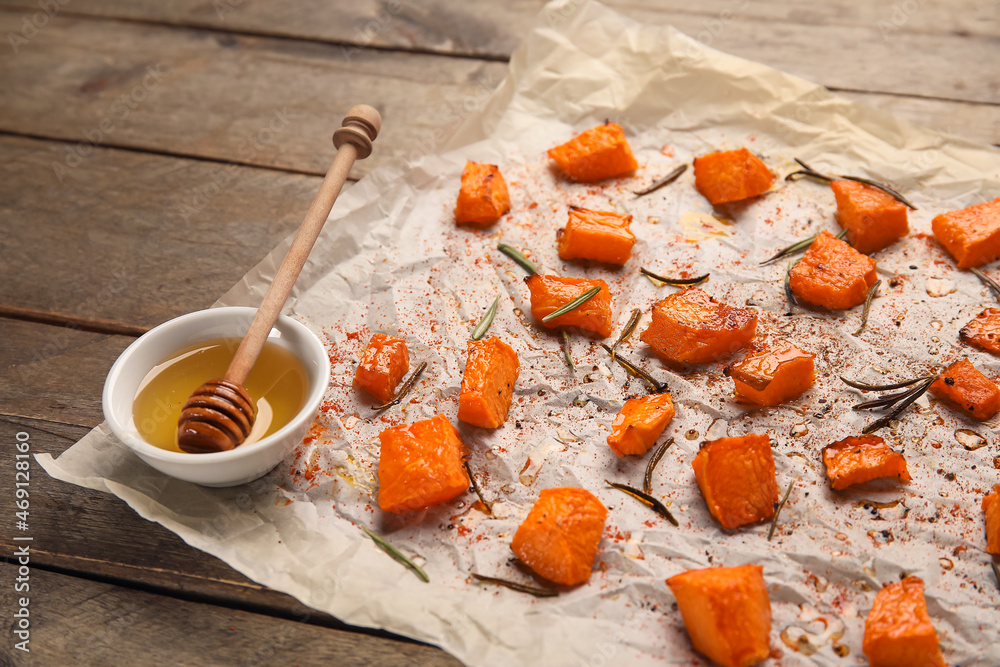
xmin=39 ymin=1 xmax=1000 ymax=665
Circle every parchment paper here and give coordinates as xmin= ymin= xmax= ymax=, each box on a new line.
xmin=39 ymin=1 xmax=1000 ymax=665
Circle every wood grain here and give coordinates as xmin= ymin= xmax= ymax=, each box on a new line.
xmin=0 ymin=135 xmax=315 ymax=330
xmin=0 ymin=565 xmax=461 ymax=666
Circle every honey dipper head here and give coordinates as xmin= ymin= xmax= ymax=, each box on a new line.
xmin=177 ymin=379 xmax=256 ymax=453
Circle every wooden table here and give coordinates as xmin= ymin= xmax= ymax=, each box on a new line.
xmin=1 ymin=2 xmax=996 ymax=664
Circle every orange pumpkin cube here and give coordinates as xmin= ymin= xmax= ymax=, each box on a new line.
xmin=525 ymin=274 xmax=614 ymax=338
xmin=454 ymin=161 xmax=511 ymax=226
xmin=831 ymin=179 xmax=909 ymax=255
xmin=353 ymin=333 xmax=409 ymax=403
xmin=726 ymin=340 xmax=815 ymax=407
xmin=929 ymin=358 xmax=1000 ymax=421
xmin=983 ymin=485 xmax=1000 ymax=555
xmin=639 ymin=287 xmax=757 ymax=364
xmin=863 ymin=577 xmax=946 ymax=667
xmin=959 ymin=307 xmax=1000 ymax=355
xmin=377 ymin=415 xmax=469 ymax=513
xmin=931 ymin=197 xmax=1000 ymax=269
xmin=692 ymin=435 xmax=778 ymax=530
xmin=557 ymin=207 xmax=635 ymax=266
xmin=547 ymin=123 xmax=638 ymax=183
xmin=821 ymin=435 xmax=911 ymax=490
xmin=666 ymin=565 xmax=771 ymax=667
xmin=457 ymin=337 xmax=520 ymax=428
xmin=789 ymin=230 xmax=878 ymax=310
xmin=606 ymin=392 xmax=675 ymax=457
xmin=511 ymin=487 xmax=608 ymax=586
xmin=693 ymin=148 xmax=774 ymax=205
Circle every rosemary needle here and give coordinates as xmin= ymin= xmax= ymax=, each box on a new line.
xmin=471 ymin=296 xmax=500 ymax=341
xmin=862 ymin=377 xmax=936 ymax=434
xmin=470 ymin=573 xmax=558 ymax=598
xmin=761 ymin=228 xmax=848 ymax=266
xmin=561 ymin=330 xmax=575 ymax=370
xmin=992 ymin=561 xmax=1000 ymax=591
xmin=610 ymin=308 xmax=642 ymax=363
xmin=853 ymin=279 xmax=881 ymax=336
xmin=497 ymin=242 xmax=540 ymax=275
xmin=840 ymin=375 xmax=930 ymax=392
xmin=464 ymin=460 xmax=493 ymax=516
xmin=971 ymin=267 xmax=1000 ymax=302
xmin=605 ymin=479 xmax=678 ymax=526
xmin=784 ymin=262 xmax=797 ymax=307
xmin=643 ymin=437 xmax=674 ymax=495
xmin=633 ymin=164 xmax=687 ymax=197
xmin=542 ymin=286 xmax=601 ymax=322
xmin=372 ymin=362 xmax=427 ymax=412
xmin=785 ymin=158 xmax=917 ymax=210
xmin=768 ymin=480 xmax=794 ymax=541
xmin=599 ymin=343 xmax=666 ymax=393
xmin=361 ymin=526 xmax=429 ymax=582
xmin=640 ymin=267 xmax=710 ymax=287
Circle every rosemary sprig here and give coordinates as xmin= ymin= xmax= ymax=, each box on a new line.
xmin=361 ymin=526 xmax=429 ymax=582
xmin=561 ymin=330 xmax=575 ymax=370
xmin=610 ymin=308 xmax=642 ymax=363
xmin=464 ymin=460 xmax=493 ymax=516
xmin=785 ymin=158 xmax=917 ymax=210
xmin=605 ymin=479 xmax=678 ymax=526
xmin=471 ymin=296 xmax=500 ymax=341
xmin=600 ymin=343 xmax=666 ymax=393
xmin=633 ymin=163 xmax=687 ymax=197
xmin=853 ymin=280 xmax=881 ymax=336
xmin=497 ymin=242 xmax=540 ymax=275
xmin=784 ymin=262 xmax=797 ymax=307
xmin=768 ymin=480 xmax=794 ymax=541
xmin=470 ymin=573 xmax=558 ymax=598
xmin=992 ymin=561 xmax=1000 ymax=591
xmin=542 ymin=286 xmax=601 ymax=322
xmin=641 ymin=267 xmax=709 ymax=287
xmin=971 ymin=267 xmax=1000 ymax=302
xmin=840 ymin=375 xmax=929 ymax=392
xmin=844 ymin=375 xmax=937 ymax=434
xmin=372 ymin=362 xmax=427 ymax=412
xmin=643 ymin=437 xmax=674 ymax=495
xmin=760 ymin=228 xmax=848 ymax=265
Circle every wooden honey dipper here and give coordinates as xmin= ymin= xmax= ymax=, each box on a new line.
xmin=176 ymin=105 xmax=381 ymax=453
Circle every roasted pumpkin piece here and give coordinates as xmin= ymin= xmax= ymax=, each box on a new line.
xmin=377 ymin=414 xmax=469 ymax=513
xmin=457 ymin=337 xmax=520 ymax=429
xmin=525 ymin=274 xmax=614 ymax=338
xmin=454 ymin=161 xmax=511 ymax=226
xmin=789 ymin=230 xmax=878 ymax=310
xmin=959 ymin=307 xmax=1000 ymax=355
xmin=929 ymin=358 xmax=1000 ymax=421
xmin=353 ymin=333 xmax=409 ymax=403
xmin=547 ymin=122 xmax=638 ymax=183
xmin=726 ymin=340 xmax=815 ymax=407
xmin=639 ymin=287 xmax=757 ymax=364
xmin=831 ymin=179 xmax=909 ymax=255
xmin=557 ymin=207 xmax=635 ymax=266
xmin=693 ymin=148 xmax=774 ymax=205
xmin=931 ymin=197 xmax=1000 ymax=269
xmin=666 ymin=564 xmax=771 ymax=667
xmin=511 ymin=487 xmax=608 ymax=586
xmin=984 ymin=485 xmax=1000 ymax=555
xmin=606 ymin=392 xmax=675 ymax=457
xmin=821 ymin=435 xmax=911 ymax=490
xmin=863 ymin=577 xmax=947 ymax=667
xmin=692 ymin=435 xmax=778 ymax=530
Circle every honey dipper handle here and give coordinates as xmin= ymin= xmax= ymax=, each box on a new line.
xmin=224 ymin=105 xmax=381 ymax=385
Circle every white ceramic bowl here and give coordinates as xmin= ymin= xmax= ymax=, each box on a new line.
xmin=103 ymin=307 xmax=330 ymax=487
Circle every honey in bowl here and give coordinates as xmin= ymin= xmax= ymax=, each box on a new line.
xmin=132 ymin=337 xmax=308 ymax=453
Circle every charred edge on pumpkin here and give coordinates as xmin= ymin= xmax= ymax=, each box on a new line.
xmin=853 ymin=279 xmax=882 ymax=337
xmin=643 ymin=437 xmax=674 ymax=495
xmin=633 ymin=163 xmax=688 ymax=197
xmin=605 ymin=479 xmax=678 ymax=526
xmin=470 ymin=573 xmax=559 ymax=597
xmin=372 ymin=361 xmax=427 ymax=413
xmin=768 ymin=480 xmax=795 ymax=541
xmin=785 ymin=158 xmax=917 ymax=210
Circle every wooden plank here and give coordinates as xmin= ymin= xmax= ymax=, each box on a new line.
xmin=0 ymin=12 xmax=510 ymax=177
xmin=0 ymin=1 xmax=995 ymax=105
xmin=0 ymin=566 xmax=461 ymax=666
xmin=0 ymin=135 xmax=315 ymax=329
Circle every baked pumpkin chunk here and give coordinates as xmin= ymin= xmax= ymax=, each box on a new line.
xmin=666 ymin=564 xmax=771 ymax=667
xmin=557 ymin=207 xmax=635 ymax=266
xmin=983 ymin=484 xmax=1000 ymax=555
xmin=959 ymin=307 xmax=1000 ymax=355
xmin=525 ymin=274 xmax=614 ymax=337
xmin=454 ymin=161 xmax=511 ymax=226
xmin=863 ymin=577 xmax=946 ymax=667
xmin=377 ymin=415 xmax=469 ymax=513
xmin=821 ymin=435 xmax=911 ymax=490
xmin=606 ymin=392 xmax=675 ymax=457
xmin=639 ymin=287 xmax=757 ymax=364
xmin=353 ymin=333 xmax=409 ymax=403
xmin=928 ymin=358 xmax=1000 ymax=421
xmin=547 ymin=123 xmax=637 ymax=183
xmin=932 ymin=197 xmax=1000 ymax=269
xmin=789 ymin=230 xmax=878 ymax=310
xmin=693 ymin=148 xmax=774 ymax=205
xmin=457 ymin=337 xmax=520 ymax=428
xmin=511 ymin=487 xmax=608 ymax=586
xmin=831 ymin=179 xmax=909 ymax=255
xmin=726 ymin=340 xmax=815 ymax=407
xmin=692 ymin=435 xmax=778 ymax=530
